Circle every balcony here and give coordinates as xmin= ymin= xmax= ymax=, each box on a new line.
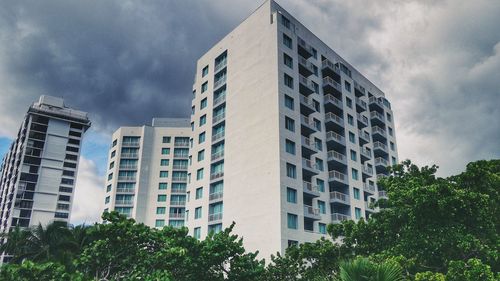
xmin=119 ymin=164 xmax=137 ymax=170
xmin=213 ymin=76 xmax=227 ymax=90
xmin=357 ymin=113 xmax=368 ymax=129
xmin=321 ymin=59 xmax=341 ymax=80
xmin=328 ymin=170 xmax=348 ymax=185
xmin=301 ymin=136 xmax=318 ymax=156
xmin=173 ymin=153 xmax=189 ymax=159
xmin=302 ymin=158 xmax=320 ymax=176
xmin=365 ymin=201 xmax=375 ymax=212
xmin=211 ymin=150 xmax=224 ymax=162
xmin=214 ymin=59 xmax=227 ymax=73
xmin=362 ymin=165 xmax=374 ymax=176
xmin=212 ymin=131 xmax=225 ymax=143
xmin=303 ymin=205 xmax=321 ymax=220
xmin=303 ymin=181 xmax=320 ymax=197
xmin=330 ymin=191 xmax=350 ymax=205
xmin=373 ymin=141 xmax=388 ymax=154
xmin=354 ymin=81 xmax=366 ymax=97
xmin=370 ymin=111 xmax=385 ymax=126
xmin=378 ymin=190 xmax=388 ymax=199
xmin=375 ymin=157 xmax=389 ymax=168
xmin=371 ymin=126 xmax=387 ymax=141
xmin=326 ymin=131 xmax=346 ymax=149
xmin=297 ymin=37 xmax=314 ymax=58
xmin=331 ymin=213 xmax=350 ymax=224
xmin=117 ymin=176 xmax=136 ymax=182
xmin=174 ymin=141 xmax=190 ymax=148
xmin=299 ymin=95 xmax=316 ymax=115
xmin=172 ymin=164 xmax=188 ymax=170
xmin=324 ymin=94 xmax=343 ymax=114
xmin=358 ymin=129 xmax=370 ymax=145
xmin=360 ymin=147 xmax=372 ymax=162
xmin=212 ymin=112 xmax=225 ymax=124
xmin=299 ymin=75 xmax=315 ymax=95
xmin=169 ymin=212 xmax=185 ymax=219
xmin=322 ymin=76 xmax=342 ymax=95
xmin=300 ymin=115 xmax=317 ymax=135
xmin=213 ymin=93 xmax=226 ymax=107
xmin=122 ymin=141 xmax=140 ymax=147
xmin=171 ymin=176 xmax=188 ymax=183
xmin=208 ymin=212 xmax=223 ymax=222
xmin=369 ymin=96 xmax=384 ymax=111
xmin=210 ymin=172 xmax=224 ymax=182
xmin=116 ymin=188 xmax=135 ymax=193
xmin=325 ymin=112 xmax=344 ymax=130
xmin=363 ymin=182 xmax=376 ymax=194
xmin=355 ymin=97 xmax=367 ymax=112
xmin=298 ymin=56 xmax=315 ymax=77
xmin=327 ymin=150 xmax=347 ymax=166
xmin=170 ymin=200 xmax=186 ymax=207
xmin=114 ymin=199 xmax=134 ymax=206
xmin=209 ymin=191 xmax=223 ymax=202
xmin=171 ymin=187 xmax=186 ymax=193
xmin=121 ymin=153 xmax=138 ymax=159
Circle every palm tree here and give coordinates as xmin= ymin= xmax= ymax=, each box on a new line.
xmin=337 ymin=257 xmax=403 ymax=281
xmin=0 ymin=226 xmax=31 ymax=263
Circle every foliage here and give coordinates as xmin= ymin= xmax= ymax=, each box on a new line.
xmin=0 ymin=261 xmax=83 ymax=281
xmin=330 ymin=159 xmax=500 ymax=276
xmin=336 ymin=257 xmax=403 ymax=281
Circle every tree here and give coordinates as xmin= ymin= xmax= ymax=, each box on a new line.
xmin=0 ymin=261 xmax=83 ymax=281
xmin=336 ymin=257 xmax=403 ymax=281
xmin=330 ymin=159 xmax=500 ymax=276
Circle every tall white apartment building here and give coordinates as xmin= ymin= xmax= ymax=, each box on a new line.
xmin=0 ymin=95 xmax=90 ymax=262
xmin=186 ymin=0 xmax=398 ymax=258
xmin=103 ymin=118 xmax=190 ymax=228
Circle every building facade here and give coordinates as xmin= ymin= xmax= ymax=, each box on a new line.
xmin=0 ymin=95 xmax=91 ymax=261
xmin=185 ymin=0 xmax=398 ymax=258
xmin=103 ymin=118 xmax=190 ymax=228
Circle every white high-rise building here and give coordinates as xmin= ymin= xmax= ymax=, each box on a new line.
xmin=185 ymin=0 xmax=398 ymax=258
xmin=0 ymin=95 xmax=91 ymax=262
xmin=103 ymin=118 xmax=190 ymax=228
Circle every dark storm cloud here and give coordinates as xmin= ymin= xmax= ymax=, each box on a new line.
xmin=0 ymin=0 xmax=259 ymax=133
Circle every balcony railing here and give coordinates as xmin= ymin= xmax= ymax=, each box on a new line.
xmin=355 ymin=97 xmax=367 ymax=110
xmin=117 ymin=176 xmax=136 ymax=181
xmin=173 ymin=153 xmax=189 ymax=158
xmin=357 ymin=113 xmax=368 ymax=125
xmin=321 ymin=59 xmax=340 ymax=74
xmin=369 ymin=96 xmax=384 ymax=107
xmin=330 ymin=191 xmax=349 ymax=204
xmin=328 ymin=170 xmax=347 ymax=183
xmin=299 ymin=94 xmax=314 ymax=108
xmin=119 ymin=164 xmax=137 ymax=169
xmin=170 ymin=200 xmax=186 ymax=206
xmin=298 ymin=56 xmax=315 ymax=73
xmin=303 ymin=181 xmax=320 ymax=194
xmin=212 ymin=112 xmax=225 ymax=123
xmin=121 ymin=153 xmax=138 ymax=158
xmin=362 ymin=165 xmax=374 ymax=175
xmin=304 ymin=205 xmax=320 ymax=216
xmin=323 ymin=76 xmax=342 ymax=93
xmin=211 ymin=150 xmax=224 ymax=161
xmin=365 ymin=201 xmax=375 ymax=211
xmin=373 ymin=141 xmax=388 ymax=151
xmin=174 ymin=141 xmax=190 ymax=147
xmin=209 ymin=191 xmax=223 ymax=201
xmin=325 ymin=112 xmax=344 ymax=126
xmin=324 ymin=94 xmax=343 ymax=108
xmin=172 ymin=164 xmax=188 ymax=170
xmin=302 ymin=158 xmax=320 ymax=172
xmin=300 ymin=115 xmax=316 ymax=129
xmin=327 ymin=150 xmax=346 ymax=163
xmin=370 ymin=111 xmax=385 ymax=121
xmin=375 ymin=157 xmax=389 ymax=167
xmin=360 ymin=147 xmax=372 ymax=159
xmin=172 ymin=176 xmax=188 ymax=182
xmin=301 ymin=136 xmax=317 ymax=151
xmin=212 ymin=131 xmax=225 ymax=142
xmin=171 ymin=187 xmax=186 ymax=193
xmin=210 ymin=172 xmax=224 ymax=181
xmin=208 ymin=212 xmax=223 ymax=222
xmin=326 ymin=131 xmax=345 ymax=144
xmin=116 ymin=188 xmax=135 ymax=193
xmin=372 ymin=126 xmax=386 ymax=136
xmin=213 ymin=93 xmax=226 ymax=106
xmin=169 ymin=213 xmax=185 ymax=219
xmin=299 ymin=75 xmax=315 ymax=93
xmin=363 ymin=182 xmax=376 ymax=193
xmin=214 ymin=59 xmax=227 ymax=73
xmin=298 ymin=37 xmax=314 ymax=57
xmin=214 ymin=76 xmax=227 ymax=89
xmin=331 ymin=213 xmax=350 ymax=223
xmin=115 ymin=199 xmax=134 ymax=205
xmin=122 ymin=141 xmax=140 ymax=147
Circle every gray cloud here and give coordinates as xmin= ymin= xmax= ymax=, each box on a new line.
xmin=0 ymin=0 xmax=499 ymax=177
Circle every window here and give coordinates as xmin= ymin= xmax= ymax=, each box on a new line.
xmin=319 ymin=223 xmax=327 ymax=234
xmin=196 ymin=187 xmax=203 ymax=199
xmin=352 ymin=168 xmax=359 ymax=180
xmin=353 ymin=188 xmax=360 ymax=200
xmin=191 ymin=106 xmax=195 ymax=115
xmin=286 ymin=187 xmax=297 ymax=203
xmin=197 ymin=150 xmax=205 ymax=161
xmin=346 ymin=97 xmax=352 ymax=108
xmin=200 ymin=98 xmax=207 ymax=109
xmin=111 ymin=150 xmax=116 ymax=158
xmin=284 ymin=53 xmax=293 ymax=68
xmin=159 ymin=183 xmax=168 ymax=190
xmin=157 ymin=207 xmax=166 ymax=214
xmin=105 ymin=196 xmax=110 ymax=204
xmin=313 ymin=99 xmax=320 ymax=112
xmin=109 ymin=162 xmax=114 ymax=169
xmin=208 ymin=224 xmax=223 ymax=234
xmin=388 ymin=127 xmax=393 ymax=136
xmin=198 ymin=132 xmax=206 ymax=144
xmin=161 ymin=148 xmax=170 ymax=155
xmin=157 ymin=195 xmax=167 ymax=202
xmin=155 ymin=220 xmax=165 ymax=228
xmin=196 ymin=168 xmax=204 ymax=180
xmin=318 ymin=201 xmax=326 ymax=214
xmin=287 ymin=213 xmax=298 ymax=229
xmin=284 ymin=73 xmax=294 ymax=89
xmin=160 ymin=171 xmax=168 ymax=178
xmin=316 ymin=179 xmax=325 ymax=192
xmin=195 ymin=207 xmax=202 ymax=219
xmin=315 ymin=158 xmax=324 ymax=171
xmin=312 ymin=48 xmax=317 ymax=59
xmin=355 ymin=208 xmax=362 ymax=219
xmin=108 ymin=173 xmax=113 ymax=180
xmin=392 ymin=156 xmax=397 ymax=165
xmin=288 ymin=240 xmax=298 ymax=247
xmin=347 ymin=114 xmax=354 ymax=125
xmin=349 ymin=132 xmax=356 ymax=143
xmin=345 ymin=81 xmax=351 ymax=92
xmin=386 ymin=113 xmax=392 ymax=122
xmin=286 ymin=163 xmax=296 ymax=179
xmin=314 ymin=138 xmax=322 ymax=151
xmin=285 ymin=95 xmax=294 ymax=110
xmin=285 ymin=116 xmax=295 ymax=132
xmin=194 ymin=227 xmax=201 ymax=239
xmin=200 ymin=115 xmax=207 ymax=126
xmin=390 ymin=142 xmax=395 ymax=151
xmin=314 ymin=119 xmax=321 ymax=131
xmin=281 ymin=14 xmax=291 ymax=28
xmin=162 ymin=136 xmax=171 ymax=143
xmin=350 ymin=150 xmax=357 ymax=161
xmin=285 ymin=139 xmax=295 ymax=155
xmin=112 ymin=139 xmax=117 ymax=147
xmin=201 ymin=82 xmax=208 ymax=93
xmin=106 ymin=184 xmax=111 ymax=192
xmin=191 ymin=122 xmax=194 ymax=131
xmin=283 ymin=34 xmax=292 ymax=48
xmin=160 ymin=159 xmax=169 ymax=166
xmin=202 ymin=65 xmax=209 ymax=77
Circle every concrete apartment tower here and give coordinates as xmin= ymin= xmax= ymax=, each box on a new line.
xmin=103 ymin=118 xmax=190 ymax=228
xmin=0 ymin=95 xmax=91 ymax=262
xmin=186 ymin=0 xmax=398 ymax=258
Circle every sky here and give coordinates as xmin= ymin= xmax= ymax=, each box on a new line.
xmin=0 ymin=0 xmax=499 ymax=225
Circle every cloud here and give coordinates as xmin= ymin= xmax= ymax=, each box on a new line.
xmin=71 ymin=156 xmax=105 ymax=225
